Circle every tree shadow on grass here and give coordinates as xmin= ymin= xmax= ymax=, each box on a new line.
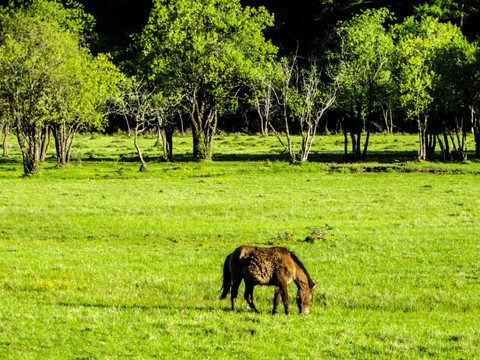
xmin=107 ymin=150 xmax=422 ymax=164
xmin=213 ymin=150 xmax=422 ymax=164
xmin=0 ymin=157 xmax=18 ymax=164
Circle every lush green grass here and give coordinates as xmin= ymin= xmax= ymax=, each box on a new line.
xmin=1 ymin=133 xmax=480 ymax=358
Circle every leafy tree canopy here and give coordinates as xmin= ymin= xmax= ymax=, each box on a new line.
xmin=138 ymin=0 xmax=277 ymax=160
xmin=139 ymin=0 xmax=277 ymax=95
xmin=0 ymin=0 xmax=122 ymax=172
xmin=1 ymin=0 xmax=96 ymax=41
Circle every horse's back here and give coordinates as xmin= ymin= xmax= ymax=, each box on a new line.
xmin=230 ymin=245 xmax=295 ymax=285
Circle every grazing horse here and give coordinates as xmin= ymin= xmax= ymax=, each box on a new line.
xmin=221 ymin=245 xmax=317 ymax=314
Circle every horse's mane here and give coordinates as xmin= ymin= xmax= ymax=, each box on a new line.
xmin=290 ymin=251 xmax=315 ymax=288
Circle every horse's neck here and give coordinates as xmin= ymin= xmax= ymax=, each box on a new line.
xmin=293 ymin=263 xmax=310 ymax=289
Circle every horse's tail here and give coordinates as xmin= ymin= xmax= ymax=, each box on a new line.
xmin=220 ymin=254 xmax=232 ymax=299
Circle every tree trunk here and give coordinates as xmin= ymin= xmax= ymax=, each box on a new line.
xmin=262 ymin=109 xmax=269 ymax=136
xmin=262 ymin=83 xmax=273 ymax=136
xmin=418 ymin=125 xmax=427 ymax=160
xmin=53 ymin=125 xmax=68 ymax=166
xmin=52 ymin=122 xmax=79 ymax=167
xmin=269 ymin=122 xmax=288 ymax=154
xmin=162 ymin=126 xmax=174 ymax=161
xmin=361 ymin=131 xmax=370 ymax=160
xmin=16 ymin=122 xmax=43 ymax=174
xmin=300 ymin=125 xmax=314 ymax=162
xmin=190 ymin=98 xmax=217 ymax=161
xmin=134 ymin=122 xmax=147 ymax=172
xmin=254 ymin=96 xmax=269 ymax=136
xmin=443 ymin=133 xmax=451 ymax=160
xmin=382 ymin=105 xmax=393 ymax=133
xmin=470 ymin=106 xmax=480 ymax=159
xmin=343 ymin=123 xmax=367 ymax=160
xmin=285 ymin=123 xmax=294 ymax=162
xmin=41 ymin=125 xmax=51 ymax=162
xmin=154 ymin=126 xmax=163 ymax=147
xmin=437 ymin=135 xmax=447 ymax=161
xmin=343 ymin=129 xmax=348 ymax=158
xmin=426 ymin=133 xmax=436 ymax=156
xmin=350 ymin=131 xmax=362 ymax=160
xmin=475 ymin=128 xmax=480 ymax=159
xmin=192 ymin=125 xmax=207 ymax=161
xmin=1 ymin=122 xmax=9 ymax=157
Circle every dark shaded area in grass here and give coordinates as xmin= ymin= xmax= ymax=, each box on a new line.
xmin=74 ymin=149 xmax=425 ymax=164
xmin=212 ymin=150 xmax=421 ymax=164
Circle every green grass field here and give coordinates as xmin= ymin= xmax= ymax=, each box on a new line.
xmin=1 ymin=133 xmax=479 ymax=359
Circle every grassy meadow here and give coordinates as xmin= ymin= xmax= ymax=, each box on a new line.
xmin=1 ymin=133 xmax=480 ymax=359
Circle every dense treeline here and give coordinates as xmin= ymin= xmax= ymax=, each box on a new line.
xmin=74 ymin=1 xmax=480 ymax=56
xmin=1 ymin=0 xmax=480 ymax=174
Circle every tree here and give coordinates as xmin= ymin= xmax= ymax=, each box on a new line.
xmin=49 ymin=53 xmax=122 ymax=167
xmin=0 ymin=0 xmax=121 ymax=173
xmin=415 ymin=0 xmax=480 ymax=31
xmin=471 ymin=47 xmax=480 ymax=159
xmin=262 ymin=55 xmax=335 ymax=162
xmin=392 ymin=15 xmax=468 ymax=160
xmin=248 ymin=66 xmax=278 ymax=136
xmin=393 ymin=35 xmax=433 ymax=160
xmin=269 ymin=55 xmax=298 ymax=161
xmin=138 ymin=0 xmax=277 ymax=161
xmin=0 ymin=96 xmax=10 ymax=156
xmin=331 ymin=8 xmax=394 ymax=160
xmin=113 ymin=78 xmax=181 ymax=171
xmin=116 ymin=80 xmax=158 ymax=171
xmin=293 ymin=61 xmax=336 ymax=162
xmin=430 ymin=29 xmax=476 ymax=160
xmin=0 ymin=9 xmax=69 ymax=173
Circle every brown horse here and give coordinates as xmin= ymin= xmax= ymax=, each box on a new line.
xmin=221 ymin=245 xmax=317 ymax=314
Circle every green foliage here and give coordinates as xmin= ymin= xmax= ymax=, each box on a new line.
xmin=138 ymin=0 xmax=277 ymax=160
xmin=414 ymin=0 xmax=471 ymax=22
xmin=28 ymin=0 xmax=95 ymax=35
xmin=0 ymin=0 xmax=122 ymax=171
xmin=429 ymin=23 xmax=477 ymax=160
xmin=393 ymin=15 xmax=467 ymax=119
xmin=333 ymin=8 xmax=394 ymax=118
xmin=140 ymin=0 xmax=276 ymax=89
xmin=0 ymin=10 xmax=73 ymax=123
xmin=44 ymin=46 xmax=122 ymax=133
xmin=330 ymin=8 xmax=394 ymax=159
xmin=392 ymin=15 xmax=473 ymax=159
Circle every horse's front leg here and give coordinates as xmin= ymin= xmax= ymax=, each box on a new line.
xmin=244 ymin=280 xmax=259 ymax=313
xmin=272 ymin=286 xmax=281 ymax=315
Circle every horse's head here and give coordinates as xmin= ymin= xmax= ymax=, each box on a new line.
xmin=296 ymin=283 xmax=317 ymax=314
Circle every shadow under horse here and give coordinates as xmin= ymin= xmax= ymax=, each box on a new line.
xmin=221 ymin=245 xmax=317 ymax=314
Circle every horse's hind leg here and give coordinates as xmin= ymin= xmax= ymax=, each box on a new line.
xmin=244 ymin=280 xmax=259 ymax=313
xmin=230 ymin=277 xmax=242 ymax=311
xmin=272 ymin=286 xmax=281 ymax=315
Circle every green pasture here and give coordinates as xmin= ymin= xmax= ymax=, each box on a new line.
xmin=1 ymin=133 xmax=480 ymax=359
